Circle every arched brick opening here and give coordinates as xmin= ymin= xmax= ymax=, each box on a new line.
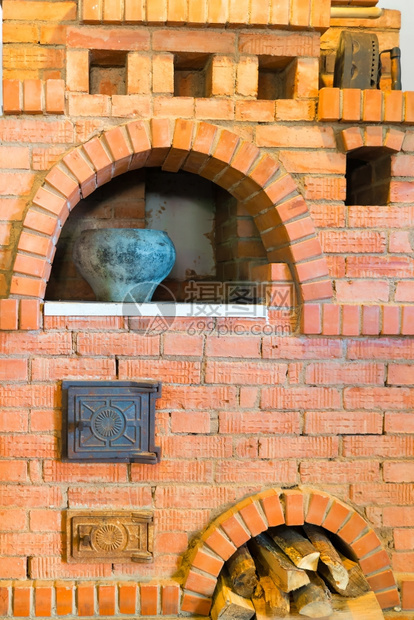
xmin=10 ymin=119 xmax=332 ymax=308
xmin=181 ymin=487 xmax=400 ymax=615
xmin=341 ymin=126 xmax=405 ymax=154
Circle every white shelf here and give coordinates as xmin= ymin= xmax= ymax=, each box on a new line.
xmin=44 ymin=302 xmax=268 ymax=318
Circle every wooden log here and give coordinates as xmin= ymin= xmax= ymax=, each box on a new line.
xmin=327 ymin=554 xmax=370 ymax=598
xmin=248 ymin=533 xmax=310 ymax=593
xmin=211 ymin=573 xmax=255 ymax=620
xmin=292 ymin=572 xmax=333 ymax=619
xmin=226 ymin=544 xmax=258 ymax=598
xmin=252 ymin=575 xmax=290 ymax=617
xmin=270 ymin=526 xmax=320 ymax=571
xmin=303 ymin=524 xmax=349 ymax=590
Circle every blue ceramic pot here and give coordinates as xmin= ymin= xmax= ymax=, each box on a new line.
xmin=72 ymin=228 xmax=176 ymax=302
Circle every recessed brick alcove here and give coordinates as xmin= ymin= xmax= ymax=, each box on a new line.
xmin=1 ymin=0 xmax=414 ymax=618
xmin=181 ymin=487 xmax=399 ymax=615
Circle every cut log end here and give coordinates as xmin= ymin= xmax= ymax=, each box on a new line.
xmin=292 ymin=582 xmax=333 ymax=619
xmin=296 ymin=551 xmax=320 ymax=571
xmin=227 ymin=544 xmax=258 ymax=599
xmin=211 ymin=573 xmax=255 ymax=620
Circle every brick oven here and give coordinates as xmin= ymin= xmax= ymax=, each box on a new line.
xmin=1 ymin=0 xmax=414 ymax=617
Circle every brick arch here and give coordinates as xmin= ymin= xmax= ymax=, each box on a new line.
xmin=181 ymin=487 xmax=399 ymax=616
xmin=341 ymin=126 xmax=405 ymax=153
xmin=10 ymin=119 xmax=332 ymax=304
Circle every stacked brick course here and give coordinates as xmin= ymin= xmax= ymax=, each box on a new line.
xmin=1 ymin=0 xmax=414 ymax=616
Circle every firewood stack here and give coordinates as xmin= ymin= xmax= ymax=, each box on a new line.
xmin=211 ymin=524 xmax=371 ymax=620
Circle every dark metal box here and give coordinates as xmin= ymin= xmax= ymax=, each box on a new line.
xmin=62 ymin=381 xmax=161 ymax=463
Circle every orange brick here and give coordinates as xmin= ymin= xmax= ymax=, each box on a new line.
xmin=402 ymin=306 xmax=414 ymax=336
xmin=275 ymin=99 xmax=316 ymax=121
xmin=284 ymin=490 xmax=304 ymax=525
xmin=220 ymin=514 xmax=250 ymax=548
xmin=318 ymin=87 xmax=340 ymax=121
xmin=382 ymin=306 xmax=400 ymax=336
xmin=375 ymin=588 xmax=400 ymax=610
xmin=236 ymin=56 xmax=258 ymax=97
xmin=4 ymin=1 xmax=77 ymax=21
xmin=365 ymin=125 xmax=383 ymax=148
xmin=68 ymin=93 xmax=110 ymax=118
xmin=34 ymin=584 xmax=52 ymax=617
xmin=181 ymin=592 xmax=212 ymax=615
xmin=342 ymin=89 xmax=361 ymax=122
xmin=83 ymin=0 xmax=102 ymax=22
xmin=302 ymin=304 xmax=322 ymax=335
xmin=103 ymin=0 xmax=122 ymax=21
xmin=323 ymin=500 xmax=352 ymax=533
xmin=170 ymin=411 xmax=210 ymax=433
xmin=152 ymin=53 xmax=174 ymax=94
xmin=103 ymin=126 xmax=133 ymax=174
xmin=98 ymin=584 xmax=115 ymax=616
xmin=13 ymin=583 xmax=32 ymax=617
xmin=24 ymin=210 xmax=59 ymax=236
xmin=0 ymin=561 xmax=26 ymax=580
xmin=208 ymin=55 xmax=235 ymax=97
xmin=63 ymin=148 xmax=96 ymax=197
xmin=0 ymin=359 xmax=27 ymax=381
xmin=83 ymin=137 xmax=113 ymax=186
xmin=293 ymin=58 xmax=319 ymax=98
xmin=405 ymin=92 xmax=414 ymax=124
xmin=362 ymin=305 xmax=380 ymax=336
xmin=0 ymin=299 xmax=18 ymax=331
xmin=359 ymin=549 xmax=391 ymax=575
xmin=239 ymin=501 xmax=267 ymax=537
xmin=204 ymin=528 xmax=237 ymax=560
xmin=140 ymin=583 xmax=158 ymax=616
xmin=291 ymin=0 xmax=310 ymax=26
xmin=0 ymin=584 xmax=10 ymax=616
xmin=66 ymin=50 xmax=89 ymax=92
xmin=185 ymin=570 xmax=216 ymax=597
xmin=118 ymin=584 xmax=136 ymax=615
xmin=402 ymin=580 xmax=414 ymax=611
xmin=384 ymin=90 xmax=403 ymax=123
xmin=259 ymin=490 xmax=285 ymax=527
xmin=23 ymin=79 xmax=42 ymax=114
xmin=39 ymin=25 xmax=67 ymax=45
xmin=161 ymin=584 xmax=180 ymax=615
xmin=337 ymin=512 xmax=367 ymax=544
xmin=235 ymin=100 xmax=274 ymax=122
xmin=306 ymin=492 xmax=330 ymax=526
xmin=147 ymin=0 xmax=167 ymax=22
xmin=208 ymin=0 xmax=227 ymax=24
xmin=112 ymin=94 xmax=151 ymax=118
xmin=351 ymin=530 xmax=381 ymax=558
xmin=67 ymin=26 xmax=149 ymax=50
xmin=3 ymin=79 xmax=21 ymax=114
xmin=195 ymin=98 xmax=234 ymax=120
xmin=192 ymin=547 xmax=224 ymax=577
xmin=127 ymin=53 xmax=151 ymax=94
xmin=77 ymin=583 xmax=95 ymax=617
xmin=45 ymin=79 xmax=65 ymax=114
xmin=45 ymin=166 xmax=80 ymax=206
xmin=3 ymin=24 xmax=38 ymax=43
xmin=167 ymin=0 xmax=187 ymax=23
xmin=362 ymin=89 xmax=383 ymax=122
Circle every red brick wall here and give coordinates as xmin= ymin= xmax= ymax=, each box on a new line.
xmin=1 ymin=0 xmax=414 ymax=616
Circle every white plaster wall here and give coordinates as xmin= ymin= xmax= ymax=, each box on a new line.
xmin=378 ymin=0 xmax=414 ymax=91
